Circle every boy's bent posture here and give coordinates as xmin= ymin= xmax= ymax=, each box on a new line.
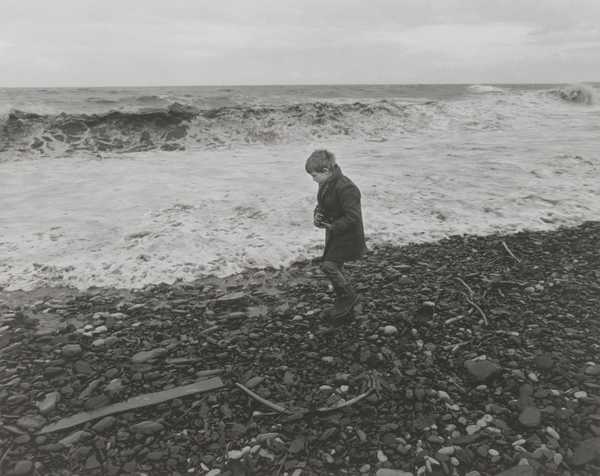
xmin=305 ymin=149 xmax=367 ymax=319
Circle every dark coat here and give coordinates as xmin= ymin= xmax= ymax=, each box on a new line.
xmin=316 ymin=165 xmax=367 ymax=262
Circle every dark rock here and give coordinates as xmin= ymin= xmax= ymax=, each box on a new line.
xmin=533 ymin=353 xmax=554 ymax=370
xmin=85 ymin=455 xmax=101 ymax=470
xmin=59 ymin=430 xmax=92 ymax=447
xmin=131 ymin=348 xmax=167 ymax=363
xmin=11 ymin=460 xmax=33 ymax=475
xmin=571 ymin=437 xmax=600 ymax=466
xmin=519 ymin=407 xmax=541 ymax=428
xmin=85 ymin=394 xmax=111 ymax=411
xmin=494 ymin=465 xmax=536 ymax=476
xmin=92 ymin=416 xmax=117 ymax=432
xmin=131 ymin=420 xmax=164 ymax=435
xmin=62 ymin=344 xmax=82 ymax=358
xmin=465 ymin=359 xmax=502 ymax=382
xmin=74 ymin=360 xmax=94 ymax=375
xmin=16 ymin=415 xmax=46 ymax=431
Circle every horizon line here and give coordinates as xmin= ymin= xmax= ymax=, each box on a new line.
xmin=1 ymin=80 xmax=599 ymax=90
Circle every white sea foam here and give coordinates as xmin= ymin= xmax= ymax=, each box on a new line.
xmin=468 ymin=84 xmax=505 ymax=94
xmin=1 ymin=84 xmax=599 ymax=290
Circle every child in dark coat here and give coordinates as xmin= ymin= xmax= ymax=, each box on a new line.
xmin=305 ymin=149 xmax=367 ymax=319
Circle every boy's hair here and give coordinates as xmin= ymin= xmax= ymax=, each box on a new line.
xmin=305 ymin=149 xmax=336 ymax=173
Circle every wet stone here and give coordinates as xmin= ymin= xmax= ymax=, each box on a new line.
xmin=131 ymin=348 xmax=167 ymax=363
xmin=62 ymin=344 xmax=82 ymax=358
xmin=376 ymin=469 xmax=414 ymax=476
xmin=131 ymin=420 xmax=164 ymax=435
xmin=534 ymin=353 xmax=554 ymax=370
xmin=74 ymin=360 xmax=94 ymax=375
xmin=464 ymin=359 xmax=502 ymax=382
xmin=36 ymin=391 xmax=60 ymax=415
xmin=519 ymin=406 xmax=542 ymax=428
xmin=16 ymin=415 xmax=47 ymax=431
xmin=11 ymin=460 xmax=33 ymax=476
xmin=571 ymin=437 xmax=600 ymax=466
xmin=92 ymin=416 xmax=117 ymax=432
xmin=14 ymin=434 xmax=31 ymax=445
xmin=59 ymin=430 xmax=92 ymax=447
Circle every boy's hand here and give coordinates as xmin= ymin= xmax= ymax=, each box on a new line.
xmin=313 ymin=209 xmax=331 ymax=229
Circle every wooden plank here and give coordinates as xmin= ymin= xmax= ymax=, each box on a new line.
xmin=38 ymin=377 xmax=223 ymax=435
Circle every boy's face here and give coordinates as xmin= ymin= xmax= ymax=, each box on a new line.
xmin=308 ymin=168 xmax=332 ymax=184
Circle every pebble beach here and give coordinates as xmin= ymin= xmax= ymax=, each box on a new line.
xmin=2 ymin=222 xmax=600 ymax=475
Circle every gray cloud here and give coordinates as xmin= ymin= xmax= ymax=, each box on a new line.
xmin=0 ymin=0 xmax=598 ymax=86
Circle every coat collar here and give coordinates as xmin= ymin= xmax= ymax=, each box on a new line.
xmin=318 ymin=164 xmax=342 ymax=201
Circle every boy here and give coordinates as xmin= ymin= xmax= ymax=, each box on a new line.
xmin=305 ymin=149 xmax=367 ymax=320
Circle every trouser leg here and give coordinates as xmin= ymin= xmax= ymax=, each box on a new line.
xmin=320 ymin=260 xmax=353 ymax=299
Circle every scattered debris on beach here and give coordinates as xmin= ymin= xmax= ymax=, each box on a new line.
xmin=1 ymin=222 xmax=600 ymax=475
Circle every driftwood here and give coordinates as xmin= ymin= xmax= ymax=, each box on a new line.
xmin=502 ymin=240 xmax=521 ymax=263
xmin=444 ymin=315 xmax=467 ymax=325
xmin=236 ymin=383 xmax=374 ymax=416
xmin=456 ymin=277 xmax=474 ymax=297
xmin=317 ymin=388 xmax=373 ymax=413
xmin=235 ymin=383 xmax=292 ymax=414
xmin=0 ymin=443 xmax=12 ymax=469
xmin=38 ymin=377 xmax=223 ymax=435
xmin=464 ymin=295 xmax=489 ymax=326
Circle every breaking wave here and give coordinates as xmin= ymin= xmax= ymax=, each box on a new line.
xmin=0 ymin=100 xmax=428 ymax=158
xmin=468 ymin=84 xmax=505 ymax=94
xmin=549 ymin=84 xmax=597 ymax=105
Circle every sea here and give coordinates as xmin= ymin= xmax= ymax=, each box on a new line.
xmin=1 ymin=83 xmax=599 ymax=291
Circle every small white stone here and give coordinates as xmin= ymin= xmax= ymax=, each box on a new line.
xmin=93 ymin=325 xmax=108 ymax=334
xmin=512 ymin=439 xmax=526 ymax=447
xmin=339 ymin=385 xmax=349 ymax=393
xmin=546 ymin=427 xmax=560 ymax=440
xmin=438 ymin=446 xmax=454 ymax=455
xmin=488 ymin=449 xmax=500 ymax=457
xmin=258 ymin=448 xmax=275 ymax=461
xmin=382 ymin=325 xmax=398 ymax=335
xmin=437 ymin=390 xmax=450 ymax=401
xmin=228 ymin=450 xmax=243 ymax=460
xmin=553 ymin=453 xmax=563 ymax=465
xmin=319 ymin=385 xmax=333 ymax=392
xmin=450 ymin=457 xmax=459 ymax=466
xmin=377 ymin=449 xmax=388 ymax=462
xmin=528 ymin=372 xmax=539 ymax=382
xmin=466 ymin=425 xmax=480 ymax=435
xmin=574 ymin=391 xmax=588 ymax=399
xmin=322 ymin=356 xmax=334 ymax=363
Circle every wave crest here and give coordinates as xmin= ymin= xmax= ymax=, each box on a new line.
xmin=550 ymin=84 xmax=597 ymax=105
xmin=0 ymin=100 xmax=421 ymax=158
xmin=468 ymin=84 xmax=505 ymax=94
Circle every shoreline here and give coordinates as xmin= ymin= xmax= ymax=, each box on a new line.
xmin=1 ymin=222 xmax=600 ymax=475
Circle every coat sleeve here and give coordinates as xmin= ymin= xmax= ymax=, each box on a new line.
xmin=330 ymin=183 xmax=361 ymax=234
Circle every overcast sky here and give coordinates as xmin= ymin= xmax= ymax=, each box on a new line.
xmin=1 ymin=0 xmax=599 ymax=87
